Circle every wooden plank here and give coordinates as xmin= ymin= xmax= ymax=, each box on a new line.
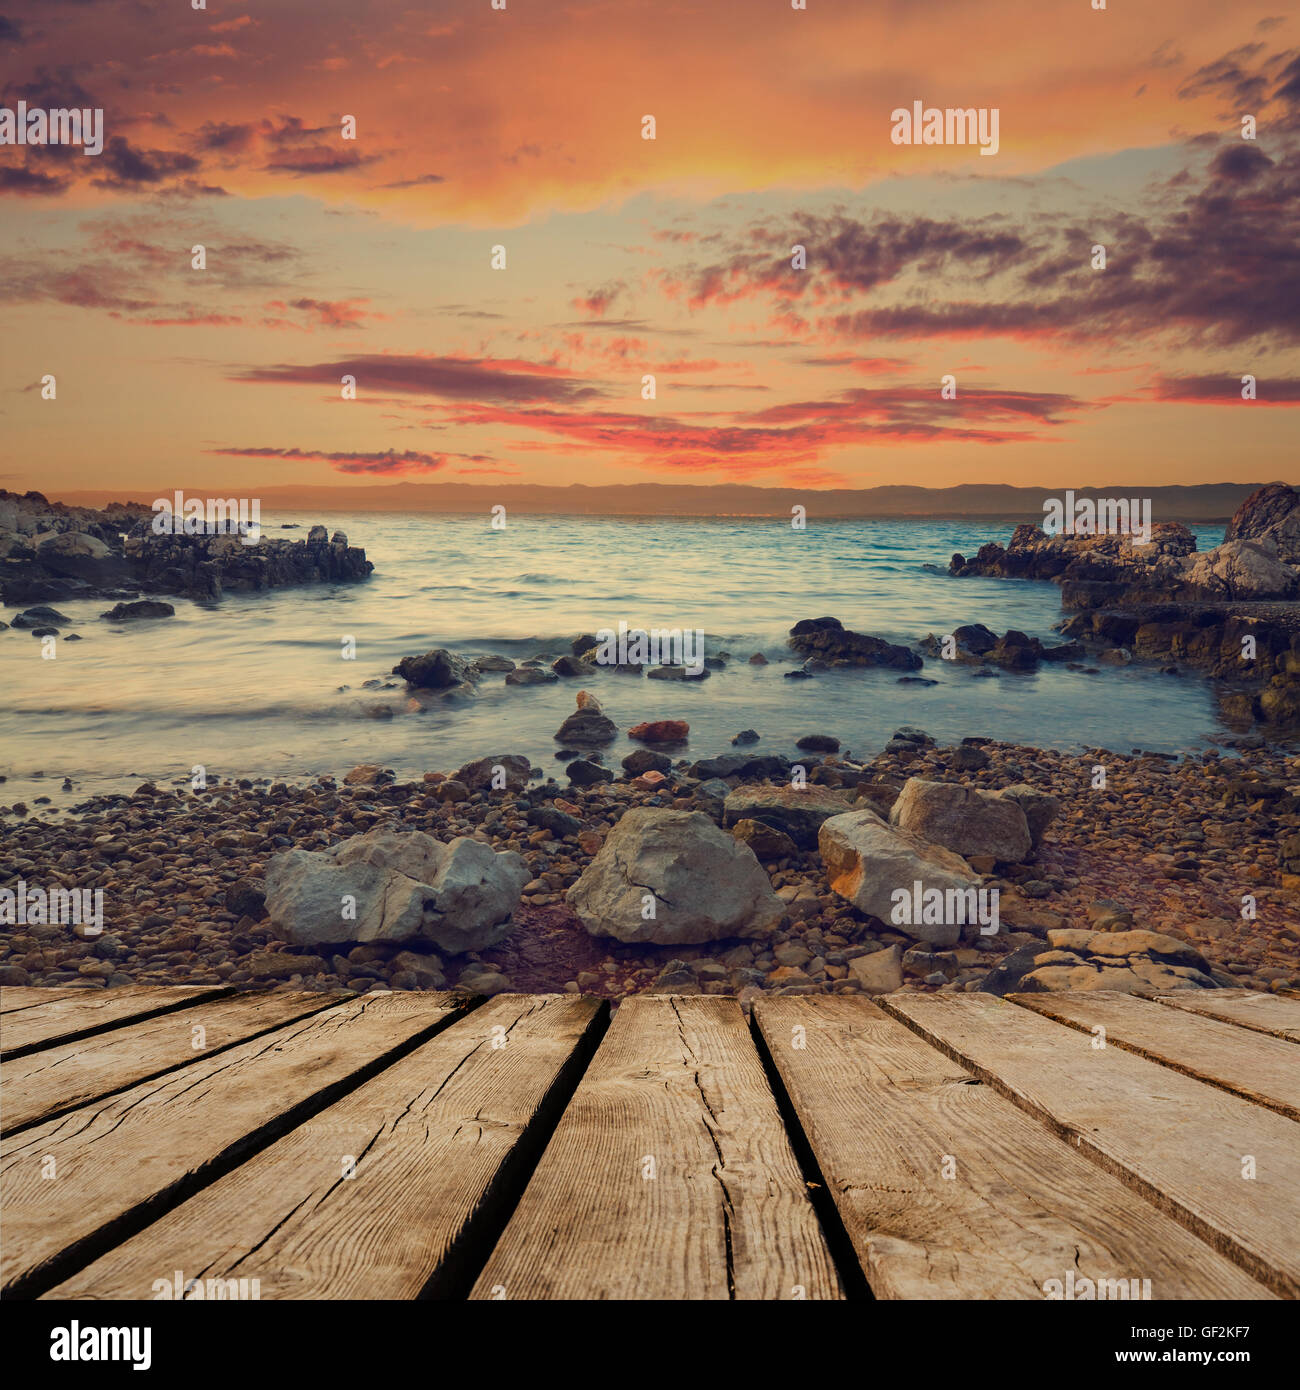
xmin=2 ymin=991 xmax=348 ymax=1132
xmin=882 ymin=992 xmax=1300 ymax=1299
xmin=47 ymin=995 xmax=607 ymax=1301
xmin=0 ymin=987 xmax=88 ymax=1014
xmin=470 ymin=994 xmax=842 ymax=1301
xmin=1 ymin=985 xmax=226 ymax=1058
xmin=754 ymin=996 xmax=1273 ymax=1300
xmin=1149 ymin=989 xmax=1300 ymax=1043
xmin=0 ymin=991 xmax=467 ymax=1297
xmin=1010 ymin=991 xmax=1300 ymax=1121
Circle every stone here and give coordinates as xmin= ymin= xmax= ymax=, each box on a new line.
xmin=263 ymin=825 xmax=528 ymax=953
xmin=455 ymin=754 xmax=531 ymax=791
xmin=506 ymin=665 xmax=558 ymax=686
xmin=567 ymin=759 xmax=613 ymax=786
xmin=566 ymin=807 xmax=785 ymax=944
xmin=628 ymin=719 xmax=689 ymax=743
xmin=847 ymin=945 xmax=903 ymax=993
xmin=393 ymin=648 xmax=473 ymax=689
xmin=622 ymin=748 xmax=671 ymax=776
xmin=951 ymin=744 xmax=991 ymax=771
xmin=1185 ymin=539 xmax=1299 ymax=601
xmin=995 ymin=785 xmax=1060 ymax=849
xmin=456 ymin=963 xmax=514 ymax=996
xmin=554 ymin=708 xmax=617 ymax=745
xmin=390 ymin=950 xmax=447 ymax=988
xmin=796 ymin=733 xmax=840 ymax=752
xmin=819 ymin=810 xmax=979 ymax=947
xmin=788 ymin=616 xmax=922 ymax=670
xmin=890 ymin=778 xmax=1032 ymax=863
xmin=344 ymin=764 xmax=388 ymax=786
xmin=100 ymin=600 xmax=175 ymax=621
xmin=731 ymin=729 xmax=760 ymax=744
xmin=731 ymin=818 xmax=799 ymax=859
xmin=246 ymin=950 xmax=329 ymax=980
xmin=1224 ymin=482 xmax=1300 ymax=564
xmin=722 ymin=784 xmax=854 ymax=848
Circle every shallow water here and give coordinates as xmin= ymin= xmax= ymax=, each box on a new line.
xmin=0 ymin=513 xmax=1229 ymax=807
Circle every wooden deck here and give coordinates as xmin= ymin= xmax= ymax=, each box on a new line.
xmin=2 ymin=984 xmax=1296 ymax=1301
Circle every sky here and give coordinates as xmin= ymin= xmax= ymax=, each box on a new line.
xmin=1 ymin=0 xmax=1298 ymax=498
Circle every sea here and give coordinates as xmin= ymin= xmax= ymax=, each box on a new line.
xmin=0 ymin=512 xmax=1233 ymax=809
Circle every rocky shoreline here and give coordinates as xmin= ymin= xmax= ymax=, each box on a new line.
xmin=0 ymin=489 xmax=372 ymax=608
xmin=950 ymin=483 xmax=1300 ymax=730
xmin=2 ymin=729 xmax=1295 ymax=1004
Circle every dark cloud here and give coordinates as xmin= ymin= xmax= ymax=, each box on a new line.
xmin=93 ymin=135 xmax=200 ymax=188
xmin=205 ymin=447 xmax=489 ymax=476
xmin=233 ymin=354 xmax=605 ymax=403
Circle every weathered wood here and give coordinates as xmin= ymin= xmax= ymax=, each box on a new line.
xmin=0 ymin=985 xmax=225 ymax=1058
xmin=48 ymin=995 xmax=607 ymax=1301
xmin=1 ymin=991 xmax=466 ymax=1297
xmin=754 ymin=996 xmax=1273 ymax=1299
xmin=0 ymin=987 xmax=88 ymax=1014
xmin=470 ymin=994 xmax=842 ymax=1300
xmin=1010 ymin=991 xmax=1300 ymax=1121
xmin=2 ymin=991 xmax=346 ymax=1132
xmin=1148 ymin=989 xmax=1300 ymax=1043
xmin=883 ymin=992 xmax=1300 ymax=1299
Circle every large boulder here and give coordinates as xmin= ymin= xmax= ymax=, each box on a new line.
xmin=890 ymin=778 xmax=1032 ymax=863
xmin=566 ymin=807 xmax=784 ymax=944
xmin=264 ymin=826 xmax=528 ymax=953
xmin=983 ymin=928 xmax=1216 ymax=995
xmin=1184 ymin=539 xmax=1299 ymax=601
xmin=722 ymin=784 xmax=854 ymax=849
xmin=818 ymin=810 xmax=980 ymax=947
xmin=1225 ymin=482 xmax=1300 ymax=565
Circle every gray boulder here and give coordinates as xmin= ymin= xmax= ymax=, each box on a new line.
xmin=890 ymin=777 xmax=1032 ymax=863
xmin=722 ymin=783 xmax=854 ymax=849
xmin=264 ymin=826 xmax=528 ymax=953
xmin=567 ymin=807 xmax=784 ymax=944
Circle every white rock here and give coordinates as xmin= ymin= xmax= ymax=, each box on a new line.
xmin=264 ymin=826 xmax=528 ymax=952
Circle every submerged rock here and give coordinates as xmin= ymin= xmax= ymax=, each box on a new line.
xmin=788 ymin=616 xmax=922 ymax=670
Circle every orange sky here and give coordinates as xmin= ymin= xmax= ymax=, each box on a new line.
xmin=2 ymin=0 xmax=1298 ymax=496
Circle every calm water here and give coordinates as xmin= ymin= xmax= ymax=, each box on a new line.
xmin=0 ymin=513 xmax=1229 ymax=807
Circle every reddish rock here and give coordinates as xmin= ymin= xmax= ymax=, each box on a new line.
xmin=628 ymin=719 xmax=689 ymax=743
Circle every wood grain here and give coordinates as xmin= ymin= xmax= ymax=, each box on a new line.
xmin=1010 ymin=990 xmax=1300 ymax=1120
xmin=883 ymin=992 xmax=1300 ymax=1298
xmin=470 ymin=994 xmax=842 ymax=1300
xmin=0 ymin=987 xmax=88 ymax=1014
xmin=1148 ymin=989 xmax=1300 ymax=1043
xmin=1 ymin=991 xmax=466 ymax=1297
xmin=754 ymin=995 xmax=1272 ymax=1299
xmin=1 ymin=985 xmax=225 ymax=1058
xmin=47 ymin=995 xmax=607 ymax=1301
xmin=2 ymin=991 xmax=346 ymax=1132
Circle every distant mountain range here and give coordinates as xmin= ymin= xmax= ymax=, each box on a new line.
xmin=50 ymin=480 xmax=1277 ymax=521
